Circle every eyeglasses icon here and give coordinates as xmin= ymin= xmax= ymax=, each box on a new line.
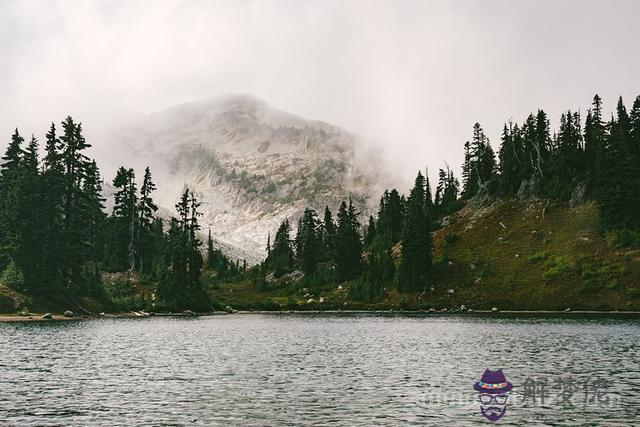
xmin=479 ymin=394 xmax=509 ymax=405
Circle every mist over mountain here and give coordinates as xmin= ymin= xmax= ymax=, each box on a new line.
xmin=95 ymin=94 xmax=398 ymax=263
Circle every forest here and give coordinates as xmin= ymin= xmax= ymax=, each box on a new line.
xmin=0 ymin=94 xmax=639 ymax=311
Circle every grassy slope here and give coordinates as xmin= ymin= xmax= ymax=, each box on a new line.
xmin=430 ymin=200 xmax=640 ymax=310
xmin=211 ymin=200 xmax=640 ymax=311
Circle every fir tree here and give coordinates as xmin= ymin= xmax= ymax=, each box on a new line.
xmin=335 ymin=199 xmax=362 ymax=282
xmin=398 ymin=171 xmax=432 ymax=291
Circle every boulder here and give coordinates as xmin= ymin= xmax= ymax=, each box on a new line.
xmin=569 ymin=181 xmax=589 ymax=208
xmin=459 ymin=305 xmax=467 ymax=312
xmin=224 ymin=305 xmax=236 ymax=314
xmin=42 ymin=313 xmax=53 ymax=320
xmin=63 ymin=310 xmax=74 ymax=317
xmin=517 ymin=177 xmax=541 ymax=200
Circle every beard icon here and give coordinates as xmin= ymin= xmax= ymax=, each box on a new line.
xmin=473 ymin=369 xmax=513 ymax=422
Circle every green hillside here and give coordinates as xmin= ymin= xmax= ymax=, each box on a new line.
xmin=210 ymin=200 xmax=640 ymax=311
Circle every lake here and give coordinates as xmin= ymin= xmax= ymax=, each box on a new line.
xmin=1 ymin=314 xmax=639 ymax=425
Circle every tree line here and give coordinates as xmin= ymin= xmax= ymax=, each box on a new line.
xmin=262 ymin=94 xmax=640 ymax=300
xmin=0 ymin=116 xmax=239 ymax=311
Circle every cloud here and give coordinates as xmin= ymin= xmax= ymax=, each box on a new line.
xmin=1 ymin=0 xmax=639 ymax=185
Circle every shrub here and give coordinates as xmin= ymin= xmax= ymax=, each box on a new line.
xmin=528 ymin=251 xmax=550 ymax=264
xmin=1 ymin=261 xmax=24 ymax=291
xmin=607 ymin=229 xmax=640 ymax=250
xmin=542 ymin=256 xmax=573 ymax=281
xmin=444 ymin=233 xmax=458 ymax=246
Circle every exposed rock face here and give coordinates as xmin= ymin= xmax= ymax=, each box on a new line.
xmin=516 ymin=178 xmax=541 ymax=200
xmin=569 ymin=181 xmax=589 ymax=208
xmin=97 ymin=94 xmax=395 ymax=263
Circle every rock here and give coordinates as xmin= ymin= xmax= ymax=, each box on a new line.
xmin=441 ymin=308 xmax=448 ymax=312
xmin=459 ymin=305 xmax=467 ymax=312
xmin=319 ymin=297 xmax=325 ymax=303
xmin=447 ymin=288 xmax=455 ymax=294
xmin=515 ymin=254 xmax=520 ymax=258
xmin=99 ymin=312 xmax=105 ymax=317
xmin=224 ymin=306 xmax=235 ymax=314
xmin=565 ymin=308 xmax=571 ymax=312
xmin=569 ymin=181 xmax=589 ymax=208
xmin=42 ymin=313 xmax=53 ymax=320
xmin=63 ymin=310 xmax=74 ymax=318
xmin=337 ymin=285 xmax=343 ymax=290
xmin=447 ymin=261 xmax=454 ymax=266
xmin=307 ymin=298 xmax=316 ymax=304
xmin=517 ymin=177 xmax=541 ymax=200
xmin=491 ymin=307 xmax=498 ymax=312
xmin=474 ymin=277 xmax=482 ymax=285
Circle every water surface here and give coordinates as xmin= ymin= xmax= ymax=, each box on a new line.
xmin=1 ymin=314 xmax=639 ymax=425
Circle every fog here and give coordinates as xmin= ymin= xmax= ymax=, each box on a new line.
xmin=1 ymin=0 xmax=639 ymax=185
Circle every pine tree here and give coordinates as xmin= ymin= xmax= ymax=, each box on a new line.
xmin=295 ymin=208 xmax=321 ymax=275
xmin=207 ymin=230 xmax=215 ymax=269
xmin=40 ymin=123 xmax=65 ymax=292
xmin=498 ymin=120 xmax=523 ymax=194
xmin=335 ymin=199 xmax=362 ymax=282
xmin=106 ymin=167 xmax=137 ymax=271
xmin=0 ymin=129 xmax=25 ymax=267
xmin=137 ymin=167 xmax=158 ymax=273
xmin=157 ymin=188 xmax=208 ymax=311
xmin=81 ymin=160 xmax=107 ymax=262
xmin=597 ymin=97 xmax=638 ymax=229
xmin=321 ymin=206 xmax=336 ymax=261
xmin=398 ymin=171 xmax=432 ymax=291
xmin=266 ymin=219 xmax=294 ymax=276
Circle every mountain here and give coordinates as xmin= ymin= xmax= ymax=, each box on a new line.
xmin=95 ymin=94 xmax=397 ymax=263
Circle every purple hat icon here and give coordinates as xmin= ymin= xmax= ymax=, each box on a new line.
xmin=473 ymin=369 xmax=513 ymax=394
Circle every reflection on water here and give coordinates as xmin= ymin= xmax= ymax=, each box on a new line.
xmin=0 ymin=314 xmax=639 ymax=425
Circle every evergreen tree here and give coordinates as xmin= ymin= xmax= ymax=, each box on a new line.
xmin=0 ymin=129 xmax=25 ymax=268
xmin=157 ymin=188 xmax=208 ymax=311
xmin=398 ymin=171 xmax=432 ymax=291
xmin=335 ymin=199 xmax=362 ymax=282
xmin=321 ymin=206 xmax=336 ymax=261
xmin=266 ymin=219 xmax=294 ymax=276
xmin=295 ymin=208 xmax=321 ymax=275
xmin=81 ymin=160 xmax=107 ymax=262
xmin=105 ymin=167 xmax=137 ymax=271
xmin=137 ymin=167 xmax=158 ymax=273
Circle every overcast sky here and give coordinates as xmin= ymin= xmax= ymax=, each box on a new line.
xmin=1 ymin=0 xmax=639 ymax=184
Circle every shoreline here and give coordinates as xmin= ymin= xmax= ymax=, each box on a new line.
xmin=2 ymin=309 xmax=640 ymax=322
